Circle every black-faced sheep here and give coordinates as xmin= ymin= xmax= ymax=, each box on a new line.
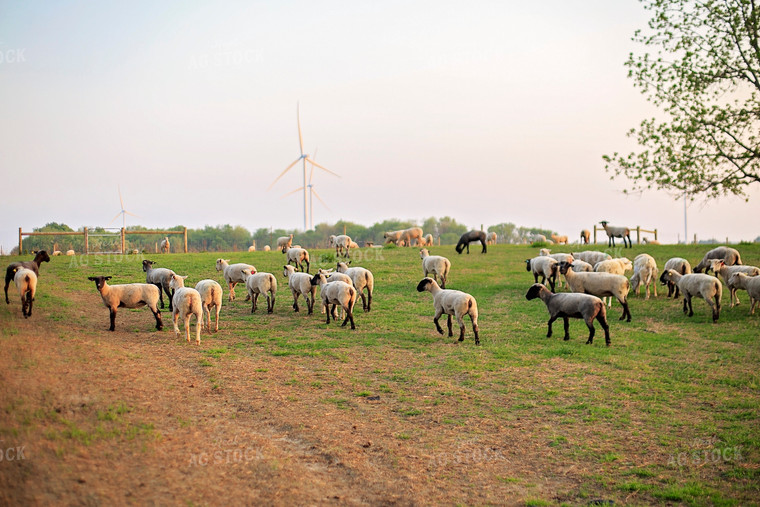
xmin=420 ymin=249 xmax=451 ymax=289
xmin=336 ymin=262 xmax=374 ymax=312
xmin=662 ymin=257 xmax=692 ymax=298
xmin=630 ymin=253 xmax=658 ymax=299
xmin=13 ymin=268 xmax=37 ymax=318
xmin=525 ymin=283 xmax=610 ymax=345
xmin=310 ymin=273 xmax=357 ymax=329
xmin=283 ymin=265 xmax=317 ymax=314
xmin=693 ymin=246 xmax=742 ymax=273
xmin=194 ymin=279 xmax=222 ymax=332
xmin=708 ymin=259 xmax=760 ymax=308
xmin=559 ymin=261 xmax=632 ymax=322
xmin=599 ymin=221 xmax=631 ymax=248
xmin=525 ymin=256 xmax=558 ymax=292
xmin=284 ymin=247 xmax=310 ymax=273
xmin=245 ymin=272 xmax=277 ymax=314
xmin=142 ymin=259 xmax=177 ymax=311
xmin=728 ymin=273 xmax=760 ymax=315
xmin=88 ymin=276 xmax=163 ymax=332
xmin=455 ymin=230 xmax=487 ymax=254
xmin=168 ymin=275 xmax=202 ymax=345
xmin=5 ymin=250 xmax=50 ymax=304
xmin=659 ymin=270 xmax=722 ymax=322
xmin=416 ymin=277 xmax=479 ymax=345
xmin=215 ymin=259 xmax=256 ymax=301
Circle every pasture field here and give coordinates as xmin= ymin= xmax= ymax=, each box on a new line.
xmin=1 ymin=243 xmax=759 ymax=505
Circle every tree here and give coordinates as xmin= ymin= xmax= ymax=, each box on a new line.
xmin=604 ymin=0 xmax=760 ymax=200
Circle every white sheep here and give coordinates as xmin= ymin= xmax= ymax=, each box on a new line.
xmin=349 ymin=240 xmax=360 ymax=249
xmin=276 ymin=234 xmax=294 ymax=252
xmin=310 ymin=273 xmax=357 ymax=329
xmin=663 ymin=258 xmax=692 ymax=298
xmin=316 ymin=268 xmax=353 ymax=285
xmin=194 ymin=279 xmax=222 ymax=332
xmin=659 ymin=270 xmax=722 ymax=322
xmin=420 ymin=248 xmax=451 ymax=289
xmin=630 ymin=253 xmax=658 ymax=299
xmin=528 ymin=234 xmax=547 ymax=243
xmin=416 ymin=277 xmax=479 ymax=345
xmin=539 ymin=251 xmax=575 ymax=289
xmin=169 ymin=274 xmax=202 ymax=345
xmin=215 ymin=259 xmax=256 ymax=301
xmin=161 ymin=236 xmax=170 ymax=254
xmin=486 ymin=232 xmax=497 ymax=245
xmin=571 ymin=259 xmax=594 ymax=273
xmin=248 ymin=245 xmax=256 ymax=252
xmin=550 ymin=233 xmax=568 ymax=245
xmin=329 ymin=234 xmax=353 ymax=257
xmin=282 ymin=264 xmax=317 ymax=314
xmin=418 ymin=233 xmax=435 ymax=247
xmin=142 ymin=259 xmax=177 ymax=311
xmin=693 ymin=246 xmax=743 ymax=273
xmin=87 ymin=276 xmax=163 ymax=331
xmin=558 ymin=261 xmax=632 ymax=321
xmin=284 ymin=247 xmax=310 ymax=273
xmin=66 ymin=250 xmax=75 ymax=256
xmin=573 ymin=251 xmax=612 ymax=265
xmin=580 ymin=229 xmax=591 ymax=244
xmin=52 ymin=250 xmax=62 ymax=256
xmin=708 ymin=259 xmax=760 ymax=308
xmin=594 ymin=257 xmax=633 ymax=275
xmin=525 ymin=256 xmax=558 ymax=292
xmin=263 ymin=245 xmax=271 ymax=252
xmin=13 ymin=268 xmax=37 ymax=318
xmin=642 ymin=237 xmax=660 ymax=245
xmin=525 ymin=283 xmax=610 ymax=346
xmin=336 ymin=261 xmax=374 ymax=312
xmin=245 ymin=272 xmax=278 ymax=313
xmin=599 ymin=221 xmax=631 ymax=248
xmin=727 ymin=273 xmax=760 ymax=315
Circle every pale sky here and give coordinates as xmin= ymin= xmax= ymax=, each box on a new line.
xmin=1 ymin=0 xmax=759 ymax=252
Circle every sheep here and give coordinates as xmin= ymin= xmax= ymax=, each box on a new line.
xmin=52 ymin=250 xmax=62 ymax=256
xmin=599 ymin=221 xmax=631 ymax=248
xmin=400 ymin=227 xmax=423 ymax=247
xmin=693 ymin=246 xmax=743 ymax=273
xmin=662 ymin=258 xmax=692 ymax=298
xmin=349 ymin=240 xmax=360 ymax=249
xmin=418 ymin=233 xmax=435 ymax=247
xmin=194 ymin=279 xmax=222 ymax=332
xmin=558 ymin=261 xmax=632 ymax=322
xmin=87 ymin=276 xmax=163 ymax=331
xmin=336 ymin=261 xmax=374 ymax=312
xmin=550 ymin=233 xmax=568 ymax=245
xmin=215 ymin=259 xmax=256 ymax=301
xmin=455 ymin=230 xmax=487 ymax=254
xmin=571 ymin=259 xmax=594 ymax=272
xmin=284 ymin=246 xmax=310 ymax=273
xmin=383 ymin=230 xmax=403 ymax=245
xmin=5 ymin=250 xmax=50 ymax=304
xmin=573 ymin=250 xmax=612 ymax=265
xmin=277 ymin=234 xmax=294 ymax=252
xmin=727 ymin=273 xmax=760 ymax=315
xmin=245 ymin=272 xmax=278 ymax=313
xmin=525 ymin=256 xmax=559 ymax=292
xmin=142 ymin=259 xmax=177 ymax=311
xmin=630 ymin=253 xmax=658 ymax=299
xmin=486 ymin=232 xmax=497 ymax=245
xmin=594 ymin=257 xmax=633 ymax=275
xmin=310 ymin=273 xmax=357 ymax=329
xmin=66 ymin=250 xmax=75 ymax=256
xmin=525 ymin=283 xmax=610 ymax=346
xmin=248 ymin=245 xmax=256 ymax=252
xmin=642 ymin=237 xmax=660 ymax=245
xmin=708 ymin=259 xmax=760 ymax=308
xmin=659 ymin=270 xmax=722 ymax=322
xmin=263 ymin=245 xmax=271 ymax=252
xmin=168 ymin=274 xmax=202 ymax=345
xmin=316 ymin=268 xmax=353 ymax=285
xmin=538 ymin=250 xmax=575 ymax=289
xmin=420 ymin=248 xmax=451 ymax=289
xmin=282 ymin=265 xmax=317 ymax=314
xmin=580 ymin=229 xmax=591 ymax=244
xmin=161 ymin=236 xmax=170 ymax=254
xmin=13 ymin=268 xmax=37 ymax=318
xmin=528 ymin=234 xmax=547 ymax=243
xmin=416 ymin=277 xmax=479 ymax=345
xmin=329 ymin=235 xmax=352 ymax=257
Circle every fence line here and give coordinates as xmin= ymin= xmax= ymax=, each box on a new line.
xmin=18 ymin=227 xmax=188 ymax=254
xmin=593 ymin=225 xmax=658 ymax=245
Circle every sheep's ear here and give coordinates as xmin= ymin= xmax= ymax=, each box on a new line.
xmin=181 ymin=275 xmax=188 ymax=279
xmin=105 ymin=276 xmax=112 ymax=280
xmin=87 ymin=276 xmax=96 ymax=281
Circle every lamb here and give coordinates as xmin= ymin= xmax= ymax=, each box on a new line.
xmin=558 ymin=261 xmax=632 ymax=322
xmin=194 ymin=279 xmax=222 ymax=332
xmin=659 ymin=270 xmax=722 ymax=322
xmin=416 ymin=277 xmax=479 ymax=345
xmin=215 ymin=259 xmax=256 ymax=301
xmin=277 ymin=234 xmax=294 ymax=252
xmin=571 ymin=259 xmax=594 ymax=272
xmin=418 ymin=233 xmax=435 ymax=247
xmin=599 ymin=221 xmax=632 ymax=248
xmin=248 ymin=245 xmax=256 ymax=252
xmin=420 ymin=248 xmax=451 ymax=289
xmin=336 ymin=261 xmax=374 ymax=312
xmin=329 ymin=235 xmax=352 ymax=257
xmin=283 ymin=264 xmax=317 ymax=314
xmin=550 ymin=233 xmax=568 ymax=245
xmin=594 ymin=257 xmax=633 ymax=275
xmin=399 ymin=227 xmax=423 ymax=247
xmin=662 ymin=258 xmax=692 ymax=298
xmin=142 ymin=259 xmax=177 ymax=311
xmin=573 ymin=251 xmax=612 ymax=265
xmin=5 ymin=250 xmax=50 ymax=304
xmin=349 ymin=240 xmax=360 ymax=249
xmin=87 ymin=276 xmax=163 ymax=331
xmin=263 ymin=245 xmax=271 ymax=252
xmin=284 ymin=246 xmax=310 ymax=273
xmin=528 ymin=234 xmax=547 ymax=243
xmin=66 ymin=250 xmax=75 ymax=256
xmin=525 ymin=283 xmax=610 ymax=345
xmin=168 ymin=274 xmax=202 ymax=345
xmin=316 ymin=268 xmax=353 ymax=285
xmin=525 ymin=256 xmax=558 ymax=292
xmin=727 ymin=273 xmax=760 ymax=315
xmin=642 ymin=237 xmax=660 ymax=245
xmin=455 ymin=230 xmax=487 ymax=254
xmin=52 ymin=250 xmax=62 ymax=256
xmin=693 ymin=246 xmax=743 ymax=273
xmin=580 ymin=229 xmax=591 ymax=244
xmin=708 ymin=259 xmax=760 ymax=308
xmin=13 ymin=268 xmax=37 ymax=318
xmin=383 ymin=230 xmax=403 ymax=245
xmin=486 ymin=232 xmax=497 ymax=245
xmin=161 ymin=236 xmax=170 ymax=254
xmin=630 ymin=253 xmax=658 ymax=299
xmin=310 ymin=273 xmax=357 ymax=329
xmin=538 ymin=250 xmax=575 ymax=288
xmin=245 ymin=272 xmax=278 ymax=313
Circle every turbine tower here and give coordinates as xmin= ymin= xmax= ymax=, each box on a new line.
xmin=109 ymin=185 xmax=140 ymax=229
xmin=281 ymin=149 xmax=331 ymax=229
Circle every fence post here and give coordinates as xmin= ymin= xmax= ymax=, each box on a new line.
xmin=636 ymin=226 xmax=641 ymax=245
xmin=693 ymin=234 xmax=697 ymax=245
xmin=654 ymin=229 xmax=658 ymax=241
xmin=593 ymin=227 xmax=597 ymax=245
xmin=121 ymin=228 xmax=126 ymax=254
xmin=84 ymin=227 xmax=89 ymax=254
xmin=184 ymin=227 xmax=188 ymax=253
xmin=18 ymin=227 xmax=22 ymax=254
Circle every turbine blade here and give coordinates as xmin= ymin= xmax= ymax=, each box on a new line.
xmin=308 ymin=148 xmax=317 ymax=184
xmin=109 ymin=211 xmax=123 ymax=224
xmin=124 ymin=210 xmax=141 ymax=218
xmin=306 ymin=158 xmax=339 ymax=178
xmin=297 ymin=102 xmax=304 ymax=155
xmin=311 ymin=187 xmax=331 ymax=211
xmin=268 ymin=158 xmax=301 ymax=190
xmin=280 ymin=186 xmax=305 ymax=199
xmin=118 ymin=185 xmax=124 ymax=209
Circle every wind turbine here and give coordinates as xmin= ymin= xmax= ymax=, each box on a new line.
xmin=268 ymin=103 xmax=339 ymax=230
xmin=109 ymin=185 xmax=140 ymax=229
xmin=281 ymin=149 xmax=331 ymax=229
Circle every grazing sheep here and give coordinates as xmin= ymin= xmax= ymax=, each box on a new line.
xmin=558 ymin=261 xmax=632 ymax=322
xmin=263 ymin=245 xmax=271 ymax=252
xmin=336 ymin=261 xmax=374 ymax=312
xmin=571 ymin=259 xmax=594 ymax=273
xmin=659 ymin=270 xmax=722 ymax=322
xmin=455 ymin=230 xmax=487 ymax=254
xmin=486 ymin=232 xmax=497 ymax=245
xmin=550 ymin=233 xmax=568 ymax=245
xmin=13 ymin=268 xmax=37 ymax=318
xmin=594 ymin=258 xmax=633 ymax=275
xmin=5 ymin=250 xmax=50 ymax=304
xmin=538 ymin=251 xmax=575 ymax=289
xmin=416 ymin=277 xmax=479 ymax=345
xmin=142 ymin=259 xmax=177 ymax=311
xmin=693 ymin=246 xmax=743 ymax=273
xmin=420 ymin=248 xmax=451 ymax=289
xmin=525 ymin=283 xmax=610 ymax=345
xmin=316 ymin=268 xmax=353 ymax=285
xmin=573 ymin=250 xmax=612 ymax=266
xmin=662 ymin=258 xmax=692 ymax=298
xmin=329 ymin=235 xmax=352 ymax=257
xmin=66 ymin=250 xmax=75 ymax=256
xmin=284 ymin=246 xmax=310 ymax=273
xmin=87 ymin=276 xmax=163 ymax=331
xmin=194 ymin=279 xmax=222 ymax=332
xmin=525 ymin=256 xmax=559 ymax=292
xmin=169 ymin=275 xmax=202 ymax=345
xmin=310 ymin=273 xmax=357 ymax=329
xmin=248 ymin=245 xmax=256 ymax=252
xmin=349 ymin=240 xmax=360 ymax=249
xmin=580 ymin=229 xmax=591 ymax=244
xmin=528 ymin=234 xmax=547 ymax=243
xmin=282 ymin=265 xmax=317 ymax=314
xmin=418 ymin=233 xmax=435 ymax=247
xmin=277 ymin=234 xmax=294 ymax=252
xmin=599 ymin=221 xmax=632 ymax=248
xmin=642 ymin=237 xmax=660 ymax=245
xmin=727 ymin=273 xmax=760 ymax=315
xmin=708 ymin=259 xmax=760 ymax=308
xmin=245 ymin=272 xmax=278 ymax=314
xmin=161 ymin=237 xmax=170 ymax=254
xmin=215 ymin=259 xmax=256 ymax=301
xmin=52 ymin=250 xmax=62 ymax=256
xmin=630 ymin=253 xmax=658 ymax=299
xmin=383 ymin=230 xmax=403 ymax=245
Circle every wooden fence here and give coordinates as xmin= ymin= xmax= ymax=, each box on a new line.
xmin=593 ymin=226 xmax=658 ymax=245
xmin=18 ymin=227 xmax=188 ymax=254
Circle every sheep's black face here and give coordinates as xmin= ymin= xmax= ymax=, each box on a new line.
xmin=310 ymin=274 xmax=321 ymax=285
xmin=87 ymin=276 xmax=112 ymax=291
xmin=525 ymin=260 xmax=531 ymax=272
xmin=658 ymin=270 xmax=670 ymax=285
xmin=558 ymin=261 xmax=571 ymax=274
xmin=416 ymin=278 xmax=433 ymax=292
xmin=142 ymin=260 xmax=154 ymax=272
xmin=36 ymin=250 xmax=51 ymax=263
xmin=525 ymin=284 xmax=542 ymax=300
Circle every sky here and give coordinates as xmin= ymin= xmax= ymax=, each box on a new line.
xmin=1 ymin=0 xmax=759 ymax=253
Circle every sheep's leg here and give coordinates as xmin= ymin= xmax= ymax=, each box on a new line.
xmin=251 ymin=293 xmax=257 ymax=313
xmin=433 ymin=309 xmax=445 ymax=335
xmin=447 ymin=315 xmax=453 ymax=337
xmin=4 ymin=271 xmax=11 ymax=304
xmin=359 ymin=291 xmax=368 ymax=312
xmin=292 ymin=291 xmax=300 ymax=312
xmin=596 ymin=312 xmax=611 ymax=346
xmin=213 ymin=304 xmax=220 ymax=332
xmin=548 ymin=274 xmax=556 ymax=292
xmin=562 ymin=316 xmax=571 ymax=340
xmin=304 ymin=259 xmax=310 ymax=273
xmin=583 ymin=317 xmax=595 ymax=344
xmin=750 ymin=297 xmax=757 ymax=315
xmin=330 ymin=304 xmax=338 ymax=320
xmin=731 ymin=288 xmax=740 ymax=307
xmin=341 ymin=303 xmax=355 ymax=329
xmin=155 ymin=283 xmax=165 ymax=308
xmin=456 ymin=314 xmax=466 ymax=341
xmin=324 ymin=302 xmax=331 ymax=324
xmin=481 ymin=240 xmax=487 ymax=254
xmin=470 ymin=316 xmax=479 ymax=345
xmin=713 ymin=294 xmax=721 ymax=322
xmin=686 ymin=295 xmax=694 ymax=316
xmin=172 ymin=310 xmax=180 ymax=338
xmin=620 ymin=299 xmax=631 ymax=322
xmin=184 ymin=313 xmax=192 ymax=343
xmin=268 ymin=293 xmax=275 ymax=314
xmin=194 ymin=312 xmax=201 ymax=345
xmin=109 ymin=307 xmax=117 ymax=331
xmin=167 ymin=285 xmax=175 ymax=312
xmin=151 ymin=304 xmax=163 ymax=331
xmin=228 ymin=282 xmax=236 ymax=301
xmin=203 ymin=304 xmax=210 ymax=332
xmin=546 ymin=315 xmax=557 ymax=338
xmin=307 ymin=293 xmax=315 ymax=315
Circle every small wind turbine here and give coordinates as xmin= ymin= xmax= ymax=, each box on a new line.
xmin=109 ymin=185 xmax=140 ymax=229
xmin=268 ymin=103 xmax=339 ymax=230
xmin=281 ymin=149 xmax=331 ymax=229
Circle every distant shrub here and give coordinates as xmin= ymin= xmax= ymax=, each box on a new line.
xmin=531 ymin=241 xmax=549 ymax=248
